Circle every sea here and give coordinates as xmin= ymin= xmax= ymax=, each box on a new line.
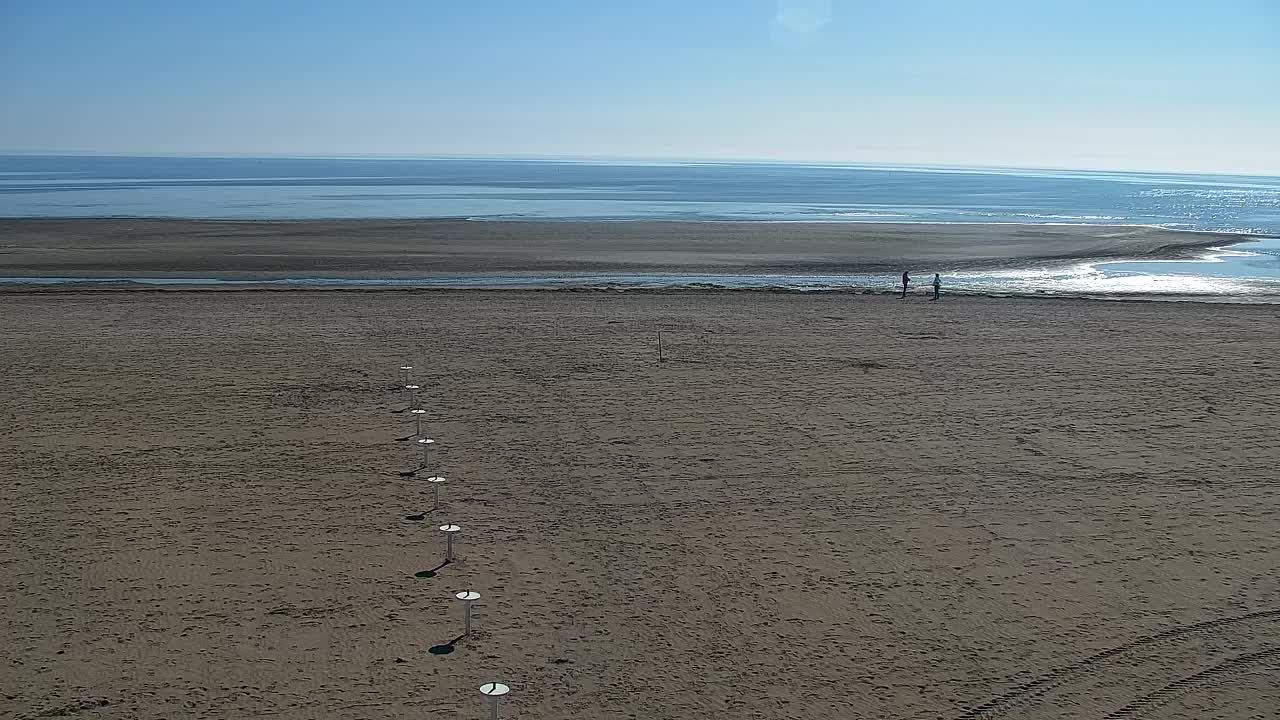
xmin=3 ymin=155 xmax=1280 ymax=299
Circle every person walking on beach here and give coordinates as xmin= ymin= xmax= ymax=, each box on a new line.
xmin=931 ymin=273 xmax=941 ymax=301
xmin=900 ymin=270 xmax=910 ymax=298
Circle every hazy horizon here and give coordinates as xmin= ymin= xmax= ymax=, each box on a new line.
xmin=3 ymin=1 xmax=1277 ymax=175
xmin=4 ymin=151 xmax=1280 ymax=180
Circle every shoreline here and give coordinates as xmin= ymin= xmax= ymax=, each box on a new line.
xmin=2 ymin=284 xmax=1278 ymax=306
xmin=4 ymin=218 xmax=1274 ymax=301
xmin=0 ymin=218 xmax=1250 ymax=277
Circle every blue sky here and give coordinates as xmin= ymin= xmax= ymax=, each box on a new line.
xmin=1 ymin=0 xmax=1277 ymax=174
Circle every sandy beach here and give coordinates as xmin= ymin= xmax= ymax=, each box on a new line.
xmin=0 ymin=219 xmax=1246 ymax=279
xmin=2 ymin=288 xmax=1278 ymax=719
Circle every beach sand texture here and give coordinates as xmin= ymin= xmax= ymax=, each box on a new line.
xmin=0 ymin=219 xmax=1243 ymax=278
xmin=2 ymin=290 xmax=1279 ymax=719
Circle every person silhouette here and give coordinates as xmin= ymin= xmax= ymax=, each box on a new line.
xmin=900 ymin=270 xmax=910 ymax=299
xmin=931 ymin=273 xmax=941 ymax=301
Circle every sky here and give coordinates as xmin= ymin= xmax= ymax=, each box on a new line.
xmin=1 ymin=0 xmax=1278 ymax=174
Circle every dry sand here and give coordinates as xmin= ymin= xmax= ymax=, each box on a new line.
xmin=0 ymin=219 xmax=1245 ymax=278
xmin=2 ymin=289 xmax=1279 ymax=720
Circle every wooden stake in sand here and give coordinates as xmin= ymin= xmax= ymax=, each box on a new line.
xmin=439 ymin=524 xmax=461 ymax=562
xmin=410 ymin=407 xmax=427 ymax=436
xmin=404 ymin=384 xmax=421 ymax=405
xmin=455 ymin=590 xmax=480 ymax=635
xmin=480 ymin=682 xmax=510 ymax=720
xmin=416 ymin=437 xmax=436 ymax=469
xmin=425 ymin=475 xmax=447 ymax=511
xmin=399 ymin=365 xmax=413 ymax=386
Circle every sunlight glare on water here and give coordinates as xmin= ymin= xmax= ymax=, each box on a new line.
xmin=949 ymin=239 xmax=1280 ymax=298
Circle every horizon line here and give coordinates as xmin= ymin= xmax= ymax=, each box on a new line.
xmin=2 ymin=149 xmax=1277 ymax=180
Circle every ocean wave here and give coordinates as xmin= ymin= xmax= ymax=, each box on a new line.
xmin=1006 ymin=213 xmax=1125 ymax=221
xmin=1139 ymin=188 xmax=1280 ymax=206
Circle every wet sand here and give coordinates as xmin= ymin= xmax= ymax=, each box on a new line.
xmin=2 ymin=289 xmax=1278 ymax=719
xmin=0 ymin=219 xmax=1245 ymax=278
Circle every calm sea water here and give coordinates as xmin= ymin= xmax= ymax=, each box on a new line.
xmin=3 ymin=155 xmax=1280 ymax=297
xmin=4 ymin=155 xmax=1280 ymax=229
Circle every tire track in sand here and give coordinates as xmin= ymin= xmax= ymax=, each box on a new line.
xmin=954 ymin=608 xmax=1280 ymax=720
xmin=1102 ymin=645 xmax=1280 ymax=719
